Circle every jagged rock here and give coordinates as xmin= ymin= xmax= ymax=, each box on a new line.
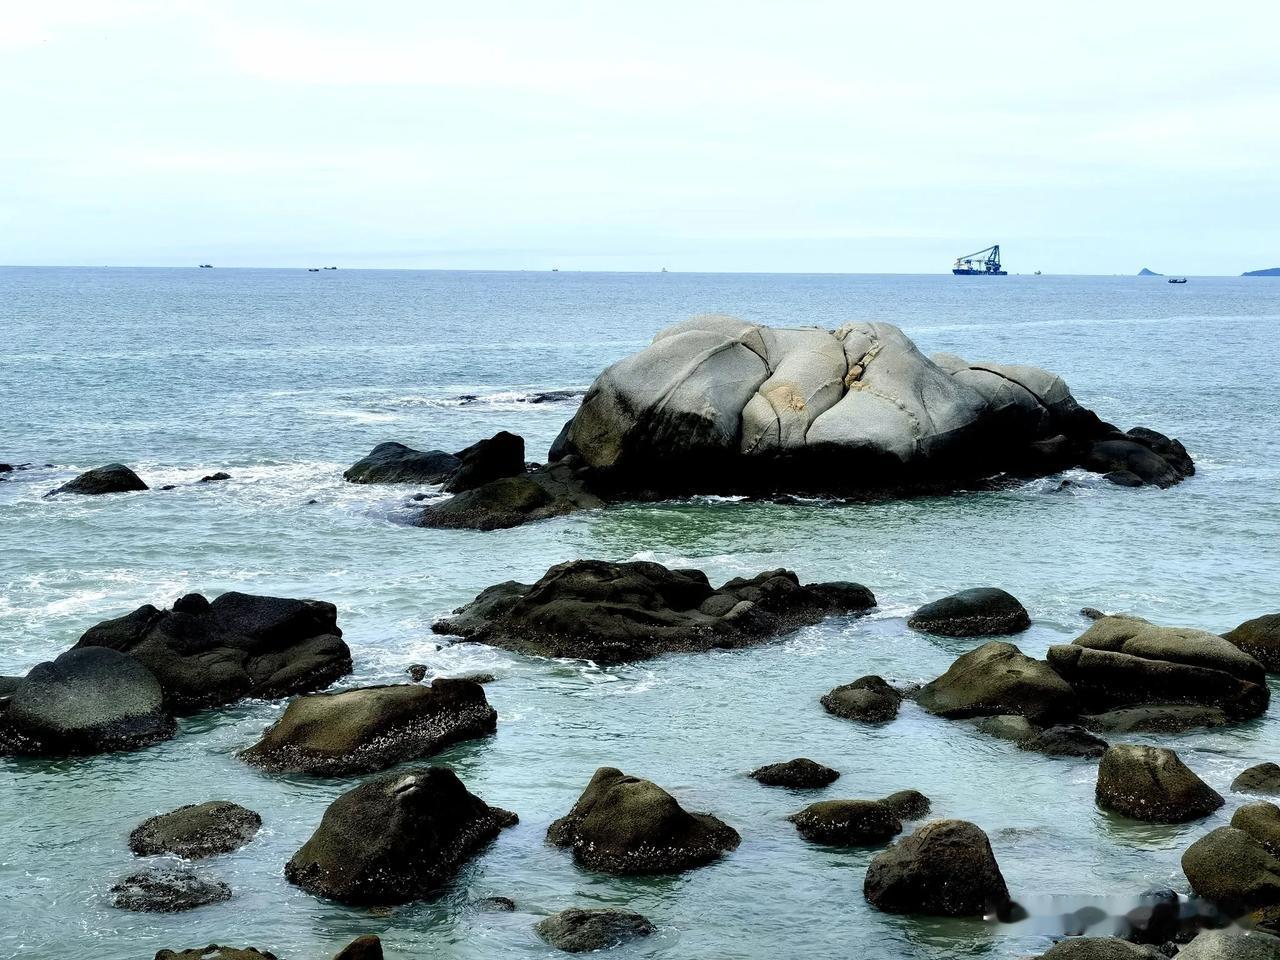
xmin=155 ymin=947 xmax=278 ymax=960
xmin=1096 ymin=745 xmax=1222 ymax=823
xmin=916 ymin=641 xmax=1078 ymax=722
xmin=444 ymin=431 xmax=525 ymax=493
xmin=333 ymin=935 xmax=383 ymax=960
xmin=1225 ymin=614 xmax=1280 ymax=672
xmin=547 ymin=767 xmax=739 ymax=874
xmin=433 ymin=559 xmax=874 ymax=664
xmin=750 ymin=758 xmax=840 ymax=789
xmin=534 ymin=907 xmax=655 ymax=953
xmin=863 ymin=819 xmax=1011 ymax=917
xmin=285 ymin=767 xmax=516 ymax=904
xmin=881 ymin=790 xmax=931 ymax=821
xmin=1183 ymin=826 xmax=1280 ymax=916
xmin=75 ymin=591 xmax=352 ymax=712
xmin=240 ymin=680 xmax=496 ymax=775
xmin=199 ymin=472 xmax=231 ymax=483
xmin=1048 ymin=616 xmax=1268 ymax=722
xmin=1177 ymin=927 xmax=1280 ymax=959
xmin=788 ymin=800 xmax=902 ymax=846
xmin=0 ymin=647 xmax=175 ymax=755
xmin=416 ymin=459 xmax=603 ymax=531
xmin=1082 ymin=705 xmax=1230 ymax=733
xmin=1035 ymin=939 xmax=1162 ymax=959
xmin=49 ymin=463 xmax=148 ymax=496
xmin=343 ymin=441 xmax=460 ymax=484
xmin=907 ymin=588 xmax=1031 ymax=638
xmin=110 ymin=867 xmax=232 ymax=912
xmin=1236 ymin=765 xmax=1280 ymax=795
xmin=821 ymin=675 xmax=901 ymax=722
xmin=129 ymin=801 xmax=262 ymax=859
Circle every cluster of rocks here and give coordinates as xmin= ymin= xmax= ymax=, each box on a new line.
xmin=431 ymin=558 xmax=875 ymax=663
xmin=42 ymin=463 xmax=235 ymax=497
xmin=154 ymin=935 xmax=383 ymax=960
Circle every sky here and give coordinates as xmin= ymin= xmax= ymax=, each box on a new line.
xmin=2 ymin=1 xmax=1278 ymax=274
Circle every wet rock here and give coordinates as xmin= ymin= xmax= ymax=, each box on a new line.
xmin=1225 ymin=614 xmax=1280 ymax=673
xmin=1085 ymin=436 xmax=1186 ymax=488
xmin=534 ymin=907 xmax=655 ymax=953
xmin=1184 ymin=825 xmax=1280 ymax=917
xmin=49 ymin=463 xmax=148 ymax=496
xmin=907 ymin=588 xmax=1031 ymax=638
xmin=547 ymin=767 xmax=739 ymax=874
xmin=1233 ymin=803 xmax=1280 ymax=855
xmin=333 ymin=935 xmax=384 ymax=960
xmin=444 ymin=431 xmax=525 ymax=493
xmin=1081 ymin=607 xmax=1108 ymax=621
xmin=240 ymin=680 xmax=496 ymax=775
xmin=434 ymin=559 xmax=875 ymax=664
xmin=750 ymin=758 xmax=840 ymax=789
xmin=863 ymin=819 xmax=1012 ymax=918
xmin=407 ymin=663 xmax=428 ymax=682
xmin=75 ymin=591 xmax=352 ymax=712
xmin=198 ymin=472 xmax=231 ymax=483
xmin=821 ymin=675 xmax=901 ymax=722
xmin=416 ymin=459 xmax=603 ymax=531
xmin=1022 ymin=724 xmax=1108 ymax=758
xmin=286 ymin=767 xmax=516 ymax=904
xmin=916 ymin=641 xmax=1078 ymax=722
xmin=788 ymin=800 xmax=902 ymax=846
xmin=0 ymin=647 xmax=175 ymax=755
xmin=155 ymin=947 xmax=278 ymax=960
xmin=129 ymin=801 xmax=262 ymax=859
xmin=1096 ymin=745 xmax=1223 ymax=823
xmin=1120 ymin=887 xmax=1182 ymax=946
xmin=1177 ymin=927 xmax=1280 ymax=959
xmin=1047 ymin=616 xmax=1268 ymax=723
xmin=343 ymin=441 xmax=460 ymax=484
xmin=110 ymin=867 xmax=232 ymax=912
xmin=973 ymin=714 xmax=1037 ymax=742
xmin=1082 ymin=705 xmax=1230 ymax=733
xmin=881 ymin=790 xmax=932 ymax=821
xmin=1035 ymin=939 xmax=1162 ymax=959
xmin=473 ymin=896 xmax=516 ymax=912
xmin=1236 ymin=765 xmax=1280 ymax=796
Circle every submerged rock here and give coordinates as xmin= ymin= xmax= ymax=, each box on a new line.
xmin=240 ymin=679 xmax=496 ymax=775
xmin=0 ymin=647 xmax=175 ymax=755
xmin=1082 ymin=704 xmax=1230 ymax=733
xmin=750 ymin=758 xmax=840 ymax=789
xmin=1236 ymin=764 xmax=1280 ymax=795
xmin=907 ymin=588 xmax=1031 ymax=638
xmin=198 ymin=472 xmax=231 ymax=483
xmin=444 ymin=431 xmax=525 ymax=493
xmin=433 ymin=559 xmax=874 ymax=664
xmin=110 ymin=867 xmax=232 ymax=912
xmin=1021 ymin=724 xmax=1109 ymax=758
xmin=547 ymin=767 xmax=739 ymax=874
xmin=821 ymin=675 xmax=902 ymax=722
xmin=129 ymin=801 xmax=262 ymax=859
xmin=863 ymin=819 xmax=1011 ymax=918
xmin=789 ymin=799 xmax=902 ymax=846
xmin=285 ymin=767 xmax=516 ymax=904
xmin=534 ymin=907 xmax=655 ymax=953
xmin=75 ymin=591 xmax=352 ymax=712
xmin=416 ymin=459 xmax=603 ymax=531
xmin=343 ymin=441 xmax=460 ymax=484
xmin=1225 ymin=614 xmax=1280 ymax=673
xmin=1096 ymin=745 xmax=1223 ymax=823
xmin=1047 ymin=616 xmax=1268 ymax=723
xmin=155 ymin=947 xmax=278 ymax=960
xmin=916 ymin=641 xmax=1078 ymax=722
xmin=49 ymin=463 xmax=148 ymax=496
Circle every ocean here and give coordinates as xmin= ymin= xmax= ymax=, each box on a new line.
xmin=1 ymin=266 xmax=1278 ymax=959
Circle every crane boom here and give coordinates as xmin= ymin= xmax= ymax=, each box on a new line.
xmin=952 ymin=244 xmax=1007 ymax=275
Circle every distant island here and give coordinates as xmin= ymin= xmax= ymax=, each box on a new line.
xmin=1242 ymin=267 xmax=1280 ymax=277
xmin=1137 ymin=267 xmax=1162 ymax=276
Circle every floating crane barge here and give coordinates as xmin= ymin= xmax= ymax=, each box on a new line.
xmin=953 ymin=244 xmax=1007 ymax=275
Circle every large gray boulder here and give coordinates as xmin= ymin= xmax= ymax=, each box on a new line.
xmin=285 ymin=767 xmax=516 ymax=904
xmin=916 ymin=641 xmax=1078 ymax=722
xmin=343 ymin=441 xmax=459 ymax=484
xmin=1225 ymin=614 xmax=1280 ymax=672
xmin=1095 ymin=745 xmax=1223 ymax=823
xmin=1048 ymin=616 xmax=1269 ymax=722
xmin=547 ymin=767 xmax=739 ymax=874
xmin=240 ymin=679 xmax=496 ymax=775
xmin=863 ymin=819 xmax=1012 ymax=917
xmin=433 ymin=559 xmax=875 ymax=664
xmin=75 ymin=591 xmax=352 ymax=712
xmin=0 ymin=647 xmax=175 ymax=755
xmin=49 ymin=463 xmax=148 ymax=496
xmin=1182 ymin=826 xmax=1280 ymax=915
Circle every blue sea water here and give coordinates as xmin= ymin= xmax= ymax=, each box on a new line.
xmin=1 ymin=266 xmax=1278 ymax=959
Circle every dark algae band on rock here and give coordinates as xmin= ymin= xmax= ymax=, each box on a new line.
xmin=433 ymin=559 xmax=874 ymax=663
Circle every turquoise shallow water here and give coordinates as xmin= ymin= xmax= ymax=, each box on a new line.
xmin=1 ymin=267 xmax=1279 ymax=959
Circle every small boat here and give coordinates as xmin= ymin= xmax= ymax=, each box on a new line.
xmin=1168 ymin=277 xmax=1187 ymax=284
xmin=324 ymin=266 xmax=337 ymax=270
xmin=198 ymin=264 xmax=213 ymax=268
xmin=551 ymin=268 xmax=559 ymax=272
xmin=1034 ymin=270 xmax=1042 ymax=275
xmin=307 ymin=268 xmax=320 ymax=272
xmin=661 ymin=267 xmax=668 ymax=273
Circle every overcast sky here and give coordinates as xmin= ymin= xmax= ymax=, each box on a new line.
xmin=3 ymin=2 xmax=1277 ymax=274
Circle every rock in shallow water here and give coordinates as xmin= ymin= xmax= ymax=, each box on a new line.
xmin=916 ymin=641 xmax=1078 ymax=722
xmin=285 ymin=767 xmax=516 ymax=905
xmin=1035 ymin=938 xmax=1163 ymax=959
xmin=444 ymin=431 xmax=525 ymax=493
xmin=434 ymin=559 xmax=874 ymax=664
xmin=1096 ymin=744 xmax=1223 ymax=823
xmin=1236 ymin=764 xmax=1280 ymax=795
xmin=821 ymin=675 xmax=901 ymax=722
xmin=343 ymin=440 xmax=461 ymax=484
xmin=1177 ymin=927 xmax=1280 ymax=959
xmin=0 ymin=647 xmax=175 ymax=756
xmin=129 ymin=801 xmax=262 ymax=859
xmin=1183 ymin=823 xmax=1280 ymax=916
xmin=789 ymin=799 xmax=902 ymax=846
xmin=415 ymin=459 xmax=603 ymax=531
xmin=534 ymin=907 xmax=655 ymax=953
xmin=49 ymin=463 xmax=148 ymax=496
xmin=155 ymin=948 xmax=278 ymax=960
xmin=750 ymin=758 xmax=840 ymax=789
xmin=75 ymin=591 xmax=352 ymax=712
xmin=332 ymin=935 xmax=384 ymax=960
xmin=110 ymin=867 xmax=232 ymax=912
xmin=1225 ymin=613 xmax=1280 ymax=673
xmin=547 ymin=767 xmax=739 ymax=874
xmin=240 ymin=679 xmax=496 ymax=775
xmin=863 ymin=819 xmax=1012 ymax=918
xmin=907 ymin=587 xmax=1031 ymax=638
